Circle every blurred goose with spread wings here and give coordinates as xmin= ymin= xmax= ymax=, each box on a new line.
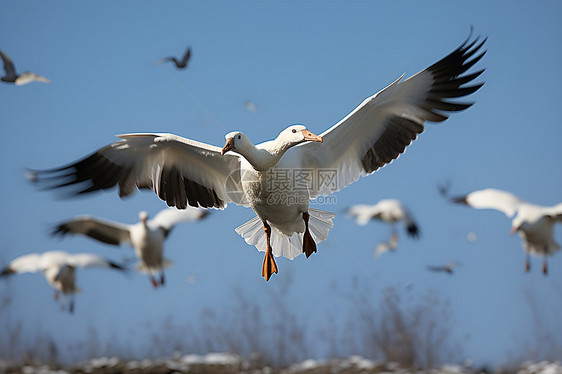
xmin=156 ymin=47 xmax=191 ymax=69
xmin=347 ymin=199 xmax=420 ymax=257
xmin=30 ymin=33 xmax=486 ymax=282
xmin=0 ymin=251 xmax=126 ymax=313
xmin=452 ymin=188 xmax=562 ymax=274
xmin=0 ymin=50 xmax=50 ymax=85
xmin=52 ymin=207 xmax=209 ymax=288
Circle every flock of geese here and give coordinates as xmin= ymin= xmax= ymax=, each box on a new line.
xmin=1 ymin=207 xmax=208 ymax=312
xmin=2 ymin=31 xmax=561 ymax=312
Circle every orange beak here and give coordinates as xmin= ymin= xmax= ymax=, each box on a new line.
xmin=510 ymin=226 xmax=518 ymax=236
xmin=301 ymin=129 xmax=322 ymax=143
xmin=221 ymin=138 xmax=235 ymax=155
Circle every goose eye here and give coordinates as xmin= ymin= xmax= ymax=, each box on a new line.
xmin=237 ymin=135 xmax=241 ymax=139
xmin=292 ymin=129 xmax=297 ymax=133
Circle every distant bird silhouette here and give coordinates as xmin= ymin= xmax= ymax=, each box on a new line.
xmin=244 ymin=100 xmax=258 ymax=113
xmin=156 ymin=47 xmax=191 ymax=69
xmin=437 ymin=179 xmax=452 ymax=198
xmin=347 ymin=199 xmax=420 ymax=258
xmin=0 ymin=251 xmax=126 ymax=313
xmin=374 ymin=232 xmax=399 ymax=258
xmin=0 ymin=50 xmax=51 ymax=85
xmin=452 ymin=188 xmax=562 ymax=274
xmin=427 ymin=262 xmax=459 ymax=274
xmin=51 ymin=207 xmax=208 ymax=288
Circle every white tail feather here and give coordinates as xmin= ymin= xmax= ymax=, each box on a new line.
xmin=235 ymin=208 xmax=336 ymax=260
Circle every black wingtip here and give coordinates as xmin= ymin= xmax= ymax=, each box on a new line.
xmin=50 ymin=223 xmax=69 ymax=238
xmin=0 ymin=267 xmax=15 ymax=278
xmin=108 ymin=261 xmax=129 ymax=273
xmin=26 ymin=146 xmax=127 ymax=199
xmin=406 ymin=223 xmax=420 ymax=239
xmin=24 ymin=168 xmax=39 ymax=183
xmin=451 ymin=195 xmax=469 ymax=205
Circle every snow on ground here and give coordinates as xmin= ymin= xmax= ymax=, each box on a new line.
xmin=0 ymin=356 xmax=560 ymax=374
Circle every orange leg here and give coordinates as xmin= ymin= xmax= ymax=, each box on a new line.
xmin=160 ymin=273 xmax=165 ymax=286
xmin=525 ymin=254 xmax=530 ymax=273
xmin=542 ymin=259 xmax=548 ymax=275
xmin=261 ymin=222 xmax=278 ymax=281
xmin=150 ymin=276 xmax=159 ymax=288
xmin=302 ymin=212 xmax=317 ymax=258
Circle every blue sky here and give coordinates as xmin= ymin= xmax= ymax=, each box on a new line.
xmin=1 ymin=0 xmax=561 ymax=366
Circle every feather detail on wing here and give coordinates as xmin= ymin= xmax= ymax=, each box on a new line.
xmin=452 ymin=188 xmax=524 ymax=218
xmin=52 ymin=216 xmax=132 ymax=246
xmin=291 ymin=34 xmax=486 ymax=198
xmin=29 ymin=133 xmax=245 ymax=209
xmin=1 ymin=251 xmax=125 ymax=276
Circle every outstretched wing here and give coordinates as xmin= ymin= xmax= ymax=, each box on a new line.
xmin=1 ymin=253 xmax=43 ymax=276
xmin=0 ymin=50 xmax=17 ymax=79
xmin=291 ymin=34 xmax=486 ymax=198
xmin=65 ymin=253 xmax=127 ymax=272
xmin=52 ymin=215 xmax=132 ymax=246
xmin=149 ymin=206 xmax=209 ymax=237
xmin=346 ymin=204 xmax=377 ymax=226
xmin=15 ymin=72 xmax=51 ymax=85
xmin=29 ymin=133 xmax=244 ymax=209
xmin=155 ymin=56 xmax=178 ymax=65
xmin=452 ymin=188 xmax=524 ymax=218
xmin=374 ymin=232 xmax=399 ymax=258
xmin=181 ymin=47 xmax=191 ymax=66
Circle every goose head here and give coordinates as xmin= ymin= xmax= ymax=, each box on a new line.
xmin=221 ymin=131 xmax=253 ymax=156
xmin=510 ymin=212 xmax=527 ymax=235
xmin=139 ymin=211 xmax=149 ymax=224
xmin=274 ymin=124 xmax=323 ymax=151
xmin=221 ymin=125 xmax=322 ymax=170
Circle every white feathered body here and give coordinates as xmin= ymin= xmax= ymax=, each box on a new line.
xmin=348 ymin=199 xmax=416 ymax=228
xmin=514 ymin=205 xmax=560 ymax=256
xmin=242 ymin=157 xmax=309 ymax=236
xmin=129 ymin=222 xmax=168 ymax=274
xmin=458 ymin=189 xmax=561 ymax=259
xmin=44 ymin=264 xmax=78 ymax=294
xmin=236 ymin=147 xmax=335 ymax=260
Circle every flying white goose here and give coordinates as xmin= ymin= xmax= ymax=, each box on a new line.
xmin=0 ymin=50 xmax=51 ymax=85
xmin=0 ymin=251 xmax=126 ymax=313
xmin=373 ymin=231 xmax=399 ymax=258
xmin=452 ymin=188 xmax=562 ymax=274
xmin=51 ymin=207 xmax=209 ymax=288
xmin=348 ymin=199 xmax=420 ymax=235
xmin=156 ymin=47 xmax=191 ymax=69
xmin=29 ymin=34 xmax=486 ymax=281
xmin=347 ymin=199 xmax=419 ymax=257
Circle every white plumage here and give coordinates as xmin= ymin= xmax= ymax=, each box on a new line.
xmin=0 ymin=251 xmax=126 ymax=313
xmin=52 ymin=207 xmax=208 ymax=288
xmin=347 ymin=199 xmax=420 ymax=257
xmin=31 ymin=34 xmax=485 ymax=281
xmin=453 ymin=188 xmax=562 ymax=274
